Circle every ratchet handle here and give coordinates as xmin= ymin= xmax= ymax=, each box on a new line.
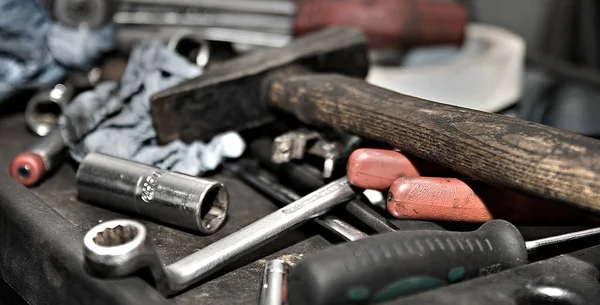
xmin=288 ymin=220 xmax=527 ymax=305
xmin=294 ymin=0 xmax=468 ymax=49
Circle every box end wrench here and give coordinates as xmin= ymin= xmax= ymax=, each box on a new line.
xmin=83 ymin=176 xmax=359 ymax=295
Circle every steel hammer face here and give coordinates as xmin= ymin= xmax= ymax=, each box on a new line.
xmin=150 ymin=28 xmax=370 ymax=144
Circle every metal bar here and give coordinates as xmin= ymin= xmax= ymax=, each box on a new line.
xmin=525 ymin=226 xmax=600 ymax=252
xmin=120 ymin=0 xmax=297 ymax=16
xmin=259 ymin=259 xmax=288 ymax=305
xmin=113 ymin=11 xmax=292 ymax=33
xmin=163 ymin=177 xmax=357 ymax=294
xmin=116 ymin=26 xmax=290 ymax=49
xmin=249 ymin=138 xmax=400 ymax=233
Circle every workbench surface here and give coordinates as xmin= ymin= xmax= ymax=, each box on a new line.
xmin=2 ymin=108 xmax=598 ymax=305
xmin=0 ymin=110 xmax=335 ymax=305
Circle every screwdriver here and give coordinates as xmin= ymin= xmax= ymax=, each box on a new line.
xmin=387 ymin=177 xmax=596 ymax=224
xmin=287 ymin=220 xmax=600 ymax=305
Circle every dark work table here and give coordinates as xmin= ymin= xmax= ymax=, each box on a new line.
xmin=0 ymin=110 xmax=336 ymax=305
xmin=2 ymin=108 xmax=600 ymax=305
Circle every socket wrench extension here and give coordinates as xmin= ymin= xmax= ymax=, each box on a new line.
xmin=76 ymin=153 xmax=228 ymax=234
xmin=10 ymin=129 xmax=66 ymax=187
xmin=83 ymin=177 xmax=358 ymax=295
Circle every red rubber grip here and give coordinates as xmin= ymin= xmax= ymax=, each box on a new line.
xmin=387 ymin=177 xmax=596 ymax=224
xmin=294 ymin=0 xmax=469 ymax=49
xmin=347 ymin=148 xmax=453 ymax=191
xmin=10 ymin=152 xmax=47 ymax=187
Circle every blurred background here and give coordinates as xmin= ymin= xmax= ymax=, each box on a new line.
xmin=3 ymin=0 xmax=600 ymax=138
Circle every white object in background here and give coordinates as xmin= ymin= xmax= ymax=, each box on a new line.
xmin=367 ymin=23 xmax=525 ymax=113
xmin=363 ymin=189 xmax=386 ymax=210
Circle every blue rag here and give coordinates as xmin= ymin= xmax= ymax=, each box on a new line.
xmin=59 ymin=41 xmax=246 ymax=176
xmin=0 ymin=0 xmax=114 ymax=103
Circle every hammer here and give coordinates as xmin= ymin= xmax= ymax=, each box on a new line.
xmin=151 ymin=28 xmax=600 ymax=214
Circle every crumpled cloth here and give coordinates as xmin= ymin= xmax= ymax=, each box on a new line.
xmin=0 ymin=0 xmax=114 ymax=102
xmin=59 ymin=40 xmax=246 ymax=176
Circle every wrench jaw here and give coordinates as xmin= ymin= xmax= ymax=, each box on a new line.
xmin=83 ymin=219 xmax=168 ymax=290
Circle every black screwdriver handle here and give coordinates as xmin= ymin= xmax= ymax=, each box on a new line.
xmin=288 ymin=220 xmax=527 ymax=305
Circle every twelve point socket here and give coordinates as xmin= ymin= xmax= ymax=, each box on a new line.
xmin=83 ymin=177 xmax=358 ymax=296
xmin=76 ymin=153 xmax=228 ymax=234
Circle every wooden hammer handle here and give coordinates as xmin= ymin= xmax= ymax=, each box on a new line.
xmin=267 ymin=73 xmax=600 ymax=213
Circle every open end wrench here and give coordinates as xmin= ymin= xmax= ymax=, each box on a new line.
xmin=84 ymin=177 xmax=359 ymax=295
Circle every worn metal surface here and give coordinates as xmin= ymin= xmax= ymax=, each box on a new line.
xmin=77 ymin=153 xmax=229 ymax=234
xmin=0 ymin=112 xmax=334 ymax=305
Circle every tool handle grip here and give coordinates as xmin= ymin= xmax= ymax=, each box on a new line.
xmin=288 ymin=220 xmax=527 ymax=305
xmin=294 ymin=0 xmax=468 ymax=49
xmin=266 ymin=73 xmax=600 ymax=213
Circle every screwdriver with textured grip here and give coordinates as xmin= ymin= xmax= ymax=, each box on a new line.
xmin=287 ymin=220 xmax=600 ymax=305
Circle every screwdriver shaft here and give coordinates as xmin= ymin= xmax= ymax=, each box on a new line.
xmin=525 ymin=226 xmax=600 ymax=252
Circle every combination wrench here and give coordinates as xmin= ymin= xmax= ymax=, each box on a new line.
xmin=84 ymin=176 xmax=359 ymax=295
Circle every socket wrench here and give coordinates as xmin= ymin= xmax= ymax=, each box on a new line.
xmin=167 ymin=31 xmax=211 ymax=68
xmin=83 ymin=177 xmax=358 ymax=295
xmin=25 ymin=83 xmax=74 ymax=137
xmin=77 ymin=153 xmax=228 ymax=234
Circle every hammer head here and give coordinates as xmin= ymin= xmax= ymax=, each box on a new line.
xmin=151 ymin=28 xmax=369 ymax=144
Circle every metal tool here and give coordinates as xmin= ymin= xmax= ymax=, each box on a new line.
xmin=120 ymin=0 xmax=297 ymax=16
xmin=152 ymin=27 xmax=600 ymax=214
xmin=288 ymin=220 xmax=600 ymax=305
xmin=10 ymin=129 xmax=66 ymax=187
xmin=271 ymin=129 xmax=320 ymax=164
xmin=259 ymin=259 xmax=288 ymax=305
xmin=84 ymin=219 xmax=164 ymax=279
xmin=116 ymin=26 xmax=290 ymax=52
xmin=113 ymin=10 xmax=292 ymax=34
xmin=25 ymin=83 xmax=74 ymax=137
xmin=76 ymin=153 xmax=228 ymax=234
xmin=223 ymin=162 xmax=368 ymax=241
xmin=307 ymin=139 xmax=342 ymax=179
xmin=83 ymin=177 xmax=358 ymax=295
xmin=167 ymin=32 xmax=211 ymax=68
xmin=69 ymin=67 xmax=103 ymax=89
xmin=272 ymin=129 xmax=342 ymax=179
xmin=50 ymin=0 xmax=115 ymax=28
xmin=251 ymin=138 xmax=400 ymax=234
xmin=25 ymin=63 xmax=125 ymax=137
